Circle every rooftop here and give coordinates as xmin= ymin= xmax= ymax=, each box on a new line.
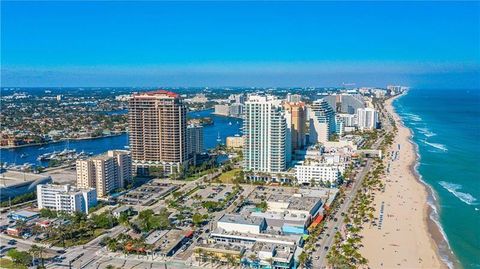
xmin=133 ymin=90 xmax=179 ymax=98
xmin=10 ymin=209 xmax=39 ymax=218
xmin=219 ymin=213 xmax=264 ymax=226
xmin=268 ymin=194 xmax=321 ymax=212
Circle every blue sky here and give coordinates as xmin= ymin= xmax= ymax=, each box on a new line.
xmin=2 ymin=1 xmax=479 ymax=88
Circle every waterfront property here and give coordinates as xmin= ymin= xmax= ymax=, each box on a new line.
xmin=129 ymin=90 xmax=188 ymax=175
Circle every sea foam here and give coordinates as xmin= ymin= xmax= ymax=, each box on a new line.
xmin=416 ymin=127 xmax=436 ymax=137
xmin=422 ymin=140 xmax=448 ymax=152
xmin=404 ymin=113 xmax=422 ymax=122
xmin=439 ymin=181 xmax=478 ymax=206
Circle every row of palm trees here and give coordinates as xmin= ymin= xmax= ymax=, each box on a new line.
xmin=193 ymin=248 xmax=241 ymax=268
xmin=327 ymin=102 xmax=397 ymax=268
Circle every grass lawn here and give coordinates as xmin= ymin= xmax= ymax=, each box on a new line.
xmin=0 ymin=258 xmax=27 ymax=269
xmin=217 ymin=168 xmax=241 ymax=183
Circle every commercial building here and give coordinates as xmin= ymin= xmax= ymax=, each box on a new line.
xmin=217 ymin=214 xmax=267 ymax=235
xmin=356 ymin=107 xmax=379 ymax=130
xmin=37 ymin=184 xmax=97 ymax=214
xmin=226 ymin=135 xmax=243 ymax=150
xmin=294 ymin=161 xmax=341 ymax=186
xmin=243 ymin=95 xmax=290 ymax=173
xmin=186 ymin=124 xmax=204 ymax=157
xmin=128 ymin=90 xmax=187 ymax=174
xmin=8 ymin=210 xmax=40 ymax=222
xmin=283 ymin=102 xmax=306 ymax=152
xmin=76 ymin=150 xmax=131 ymax=198
xmin=309 ymin=99 xmax=336 ymax=144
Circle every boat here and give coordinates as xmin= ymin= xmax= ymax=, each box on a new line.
xmin=216 ymin=132 xmax=221 ymax=143
xmin=228 ymin=122 xmax=232 ymax=126
xmin=20 ymin=153 xmax=29 ymax=158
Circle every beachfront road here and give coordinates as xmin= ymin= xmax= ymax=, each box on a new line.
xmin=312 ymin=101 xmax=394 ymax=268
xmin=313 ymin=160 xmax=372 ymax=268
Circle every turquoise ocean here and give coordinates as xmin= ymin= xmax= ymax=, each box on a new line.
xmin=393 ymin=89 xmax=480 ymax=269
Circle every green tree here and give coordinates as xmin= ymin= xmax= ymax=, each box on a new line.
xmin=7 ymin=249 xmax=32 ymax=267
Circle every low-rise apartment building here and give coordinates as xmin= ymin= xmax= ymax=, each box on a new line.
xmin=37 ymin=184 xmax=97 ymax=214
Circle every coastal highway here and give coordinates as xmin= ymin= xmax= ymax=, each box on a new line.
xmin=312 ymin=160 xmax=372 ymax=268
xmin=312 ymin=100 xmax=393 ymax=268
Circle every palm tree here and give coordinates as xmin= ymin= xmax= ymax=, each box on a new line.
xmin=35 ymin=245 xmax=46 ymax=267
xmin=194 ymin=248 xmax=204 ymax=265
xmin=29 ymin=245 xmax=39 ymax=266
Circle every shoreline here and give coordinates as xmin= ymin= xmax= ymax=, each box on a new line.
xmin=395 ymin=92 xmax=460 ymax=269
xmin=0 ymin=132 xmax=126 ymax=150
xmin=359 ymin=92 xmax=449 ymax=268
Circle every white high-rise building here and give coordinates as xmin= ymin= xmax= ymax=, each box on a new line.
xmin=37 ymin=184 xmax=97 ymax=214
xmin=243 ymin=95 xmax=290 ymax=173
xmin=309 ymin=99 xmax=336 ymax=144
xmin=356 ymin=108 xmax=378 ymax=130
xmin=76 ymin=150 xmax=131 ymax=198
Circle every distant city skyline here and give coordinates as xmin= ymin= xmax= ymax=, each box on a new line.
xmin=2 ymin=1 xmax=479 ymax=88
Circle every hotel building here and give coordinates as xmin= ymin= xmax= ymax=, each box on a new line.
xmin=128 ymin=90 xmax=187 ymax=174
xmin=309 ymin=99 xmax=336 ymax=144
xmin=76 ymin=150 xmax=131 ymax=198
xmin=356 ymin=107 xmax=379 ymax=130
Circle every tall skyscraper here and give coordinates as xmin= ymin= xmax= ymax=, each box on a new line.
xmin=309 ymin=99 xmax=336 ymax=144
xmin=76 ymin=150 xmax=131 ymax=198
xmin=356 ymin=107 xmax=379 ymax=130
xmin=283 ymin=102 xmax=306 ymax=152
xmin=243 ymin=95 xmax=290 ymax=173
xmin=128 ymin=90 xmax=187 ymax=174
xmin=186 ymin=124 xmax=204 ymax=157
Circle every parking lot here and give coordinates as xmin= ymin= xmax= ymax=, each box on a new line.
xmin=116 ymin=181 xmax=181 ymax=206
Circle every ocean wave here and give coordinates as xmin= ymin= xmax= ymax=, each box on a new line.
xmin=422 ymin=140 xmax=448 ymax=152
xmin=416 ymin=127 xmax=436 ymax=137
xmin=439 ymin=181 xmax=478 ymax=205
xmin=413 ymin=153 xmax=455 ymax=269
xmin=403 ymin=112 xmax=422 ymax=122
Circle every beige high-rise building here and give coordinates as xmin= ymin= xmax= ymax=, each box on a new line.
xmin=284 ymin=102 xmax=306 ymax=152
xmin=76 ymin=150 xmax=131 ymax=198
xmin=128 ymin=90 xmax=187 ymax=174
